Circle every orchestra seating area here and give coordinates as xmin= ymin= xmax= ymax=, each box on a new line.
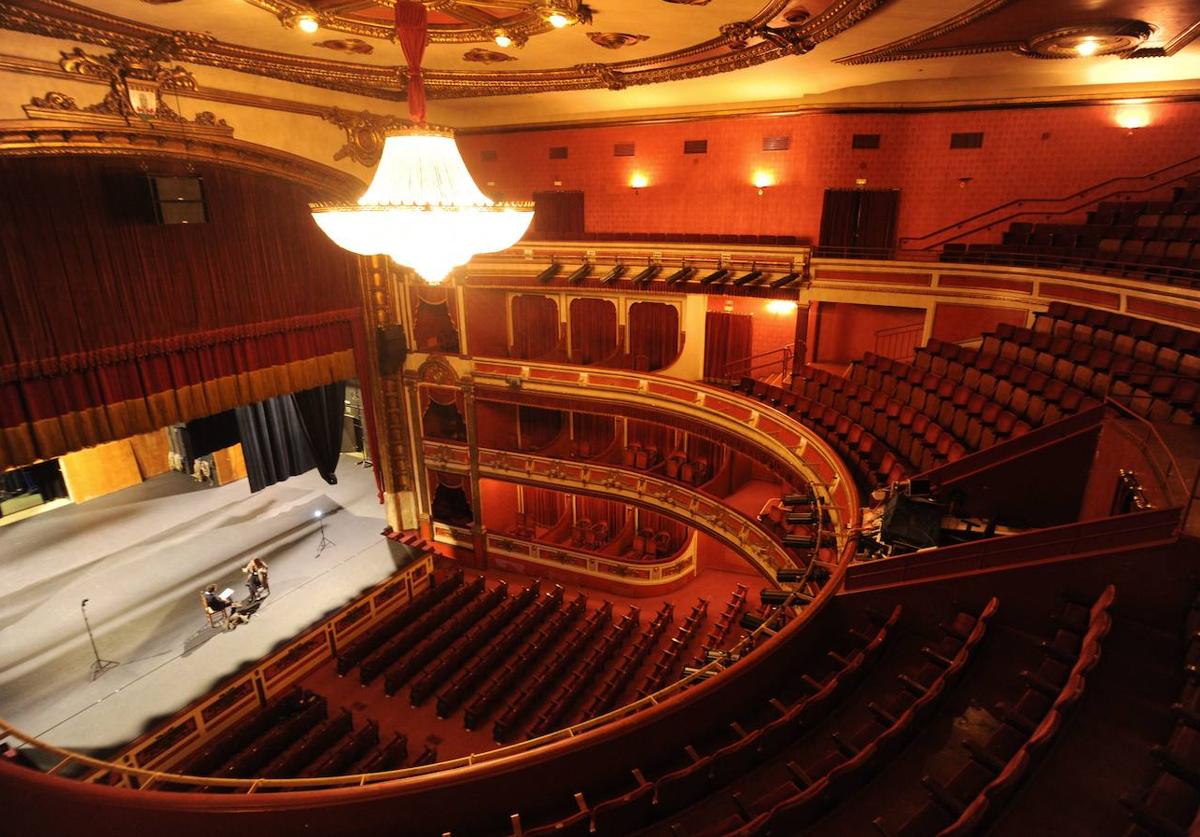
xmin=943 ymin=178 xmax=1200 ymax=287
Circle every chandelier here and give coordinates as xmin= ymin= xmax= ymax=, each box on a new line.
xmin=310 ymin=2 xmax=534 ymax=284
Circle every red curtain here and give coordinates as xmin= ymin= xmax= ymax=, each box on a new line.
xmin=569 ymin=297 xmax=618 ymax=365
xmin=573 ymin=413 xmax=614 ymax=452
xmin=531 ymin=191 xmax=585 ymax=239
xmin=413 ymin=287 xmax=460 ymax=352
xmin=394 ymin=1 xmax=428 ymax=123
xmin=628 ymin=302 xmax=679 ymax=371
xmin=511 ymin=295 xmax=560 ymax=359
xmin=0 ymin=156 xmax=366 ymax=470
xmin=637 ymin=510 xmax=689 ymax=552
xmin=577 ymin=496 xmax=625 ymax=532
xmin=703 ymin=312 xmax=753 ymax=379
xmin=518 ymin=406 xmax=562 ymax=449
xmin=523 ymin=486 xmax=564 ymax=526
xmin=627 ymin=419 xmax=671 ymax=452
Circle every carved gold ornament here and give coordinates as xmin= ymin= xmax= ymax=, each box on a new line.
xmin=323 ymin=108 xmax=411 ymax=167
xmin=587 ymin=32 xmax=650 ymax=50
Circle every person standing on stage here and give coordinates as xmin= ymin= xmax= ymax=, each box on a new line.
xmin=242 ymin=557 xmax=269 ymax=599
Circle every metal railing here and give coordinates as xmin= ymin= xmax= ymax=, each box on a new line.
xmin=716 ymin=343 xmax=796 ymax=385
xmin=873 ymin=322 xmax=924 ymax=360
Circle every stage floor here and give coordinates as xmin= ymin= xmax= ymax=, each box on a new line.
xmin=0 ymin=457 xmax=406 ymax=760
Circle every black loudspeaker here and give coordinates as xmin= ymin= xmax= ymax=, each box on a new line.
xmin=760 ymin=589 xmax=792 ymax=607
xmin=775 ymin=568 xmax=806 ymax=583
xmin=881 ymin=493 xmax=943 ymax=550
xmin=147 ymin=175 xmax=207 ymax=224
xmin=376 ymin=325 xmax=408 ymax=376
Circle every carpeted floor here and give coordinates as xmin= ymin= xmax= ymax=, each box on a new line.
xmin=0 ymin=457 xmax=407 ymax=760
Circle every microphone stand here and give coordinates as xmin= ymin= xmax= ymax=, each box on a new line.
xmin=315 ymin=513 xmax=335 ymax=558
xmin=80 ymin=599 xmax=119 ymax=681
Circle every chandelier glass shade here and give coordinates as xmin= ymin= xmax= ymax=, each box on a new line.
xmin=311 ymin=125 xmax=534 ymax=284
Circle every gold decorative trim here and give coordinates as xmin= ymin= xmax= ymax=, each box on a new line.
xmin=0 ymin=116 xmax=364 ymax=200
xmin=323 ymin=107 xmax=411 ymax=167
xmin=0 ymin=0 xmax=887 ymax=101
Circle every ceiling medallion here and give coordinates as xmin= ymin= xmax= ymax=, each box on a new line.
xmin=313 ymin=38 xmax=374 ymax=55
xmin=1021 ymin=20 xmax=1154 ymax=59
xmin=463 ymin=48 xmax=518 ymax=64
xmin=661 ymin=0 xmax=712 ymax=5
xmin=587 ymin=32 xmax=650 ymax=50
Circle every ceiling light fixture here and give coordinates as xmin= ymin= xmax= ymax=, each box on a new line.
xmin=1075 ymin=37 xmax=1099 ymax=56
xmin=494 ymin=30 xmax=513 ymax=48
xmin=539 ymin=1 xmax=579 ymax=28
xmin=296 ymin=14 xmax=320 ymax=34
xmin=310 ymin=2 xmax=534 ymax=285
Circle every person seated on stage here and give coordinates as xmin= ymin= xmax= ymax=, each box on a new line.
xmin=241 ymin=557 xmax=269 ymax=600
xmin=204 ymin=584 xmax=235 ymax=621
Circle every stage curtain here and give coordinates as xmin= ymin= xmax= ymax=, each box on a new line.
xmin=0 ymin=157 xmax=365 ymax=471
xmin=531 ymin=191 xmax=585 ymax=239
xmin=578 ymin=496 xmax=625 ymax=532
xmin=519 ymin=406 xmax=562 ymax=450
xmin=523 ymin=486 xmax=563 ymax=527
xmin=569 ymin=297 xmax=617 ymax=365
xmin=627 ymin=302 xmax=679 ymax=371
xmin=292 ymin=381 xmax=346 ymax=485
xmin=422 ymin=401 xmax=467 ymax=441
xmin=511 ymin=295 xmax=560 ymax=360
xmin=185 ymin=410 xmax=241 ymax=458
xmin=236 ymin=393 xmax=316 ymax=493
xmin=703 ymin=312 xmax=753 ymax=379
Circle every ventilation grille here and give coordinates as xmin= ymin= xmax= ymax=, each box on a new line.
xmin=683 ymin=139 xmax=708 ymax=155
xmin=480 ymin=149 xmax=498 ymax=162
xmin=852 ymin=133 xmax=881 ymax=149
xmin=762 ymin=135 xmax=791 ymax=152
xmin=950 ymin=132 xmax=984 ymax=149
xmin=549 ymin=146 xmax=568 ymax=159
xmin=613 ymin=142 xmax=636 ymax=157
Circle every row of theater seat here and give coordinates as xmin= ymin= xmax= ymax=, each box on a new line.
xmin=494 ymin=602 xmax=615 ymax=742
xmin=170 ymin=688 xmax=410 ymax=784
xmin=982 ymin=320 xmax=1198 ymax=424
xmin=734 ymin=377 xmax=912 ymax=491
xmin=693 ymin=584 xmax=749 ymax=667
xmin=877 ymin=586 xmax=1115 ymax=836
xmin=582 ymin=602 xmax=675 ymax=721
xmin=508 ymin=604 xmax=904 ymax=837
xmin=687 ymin=600 xmax=998 ymax=836
xmin=637 ymin=599 xmax=709 ymax=699
xmin=1119 ymin=589 xmax=1200 ymax=836
xmin=944 ymin=180 xmax=1200 ymax=286
xmin=528 ymin=607 xmax=641 ymax=738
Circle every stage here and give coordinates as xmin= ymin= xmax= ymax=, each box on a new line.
xmin=0 ymin=456 xmax=410 ymax=761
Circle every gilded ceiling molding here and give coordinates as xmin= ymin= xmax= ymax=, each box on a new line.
xmin=323 ymin=107 xmax=412 ymax=167
xmin=587 ymin=33 xmax=649 ymax=50
xmin=0 ymin=0 xmax=890 ymax=100
xmin=25 ymin=88 xmax=229 ymax=128
xmin=836 ymin=0 xmax=1015 ymax=64
xmin=0 ymin=116 xmax=365 ymax=199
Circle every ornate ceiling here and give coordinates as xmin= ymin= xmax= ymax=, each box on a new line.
xmin=0 ymin=0 xmax=1198 ymax=127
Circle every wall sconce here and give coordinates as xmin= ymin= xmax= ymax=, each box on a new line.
xmin=854 ymin=177 xmax=868 ymax=188
xmin=765 ymin=300 xmax=798 ymax=315
xmin=957 ymin=176 xmax=974 ymax=189
xmin=629 ymin=172 xmax=649 ymax=193
xmin=752 ymin=170 xmax=775 ymax=196
xmin=723 ymin=300 xmax=735 ymax=313
xmin=1115 ymin=104 xmax=1150 ymax=134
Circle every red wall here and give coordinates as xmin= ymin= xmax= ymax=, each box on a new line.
xmin=929 ymin=303 xmax=1028 ymax=344
xmin=464 ymin=287 xmax=510 ymax=357
xmin=812 ymin=302 xmax=925 ymax=363
xmin=458 ymin=101 xmax=1200 ymax=244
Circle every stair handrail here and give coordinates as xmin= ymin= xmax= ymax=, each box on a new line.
xmin=718 ymin=342 xmax=795 ymax=382
xmin=899 ymin=151 xmax=1200 ymax=250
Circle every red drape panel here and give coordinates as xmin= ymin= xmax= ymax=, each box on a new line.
xmin=637 ymin=510 xmax=689 ymax=552
xmin=511 ymin=295 xmax=560 ymax=360
xmin=569 ymin=297 xmax=618 ymax=365
xmin=530 ymin=191 xmax=585 ymax=239
xmin=577 ymin=496 xmax=625 ymax=532
xmin=523 ymin=486 xmax=564 ymax=527
xmin=627 ymin=419 xmax=671 ymax=452
xmin=518 ymin=406 xmax=561 ymax=450
xmin=413 ymin=289 xmax=460 ymax=353
xmin=703 ymin=312 xmax=753 ymax=379
xmin=627 ymin=302 xmax=679 ymax=371
xmin=573 ymin=413 xmax=614 ymax=451
xmin=394 ymin=1 xmax=428 ymax=123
